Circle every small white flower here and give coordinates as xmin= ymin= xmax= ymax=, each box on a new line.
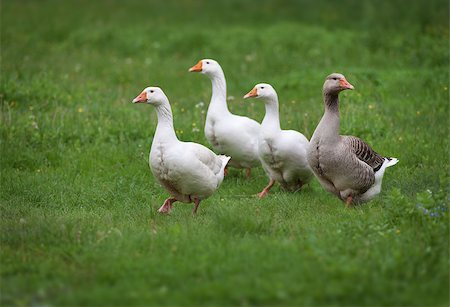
xmin=195 ymin=101 xmax=205 ymax=108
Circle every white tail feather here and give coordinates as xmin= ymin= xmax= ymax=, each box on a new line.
xmin=360 ymin=157 xmax=398 ymax=202
xmin=385 ymin=157 xmax=399 ymax=168
xmin=219 ymin=155 xmax=231 ymax=167
xmin=215 ymin=155 xmax=231 ymax=187
xmin=218 ymin=155 xmax=231 ymax=174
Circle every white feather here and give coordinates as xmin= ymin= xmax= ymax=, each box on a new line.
xmin=136 ymin=86 xmax=230 ymax=207
xmin=359 ymin=157 xmax=399 ymax=202
xmin=193 ymin=59 xmax=261 ymax=169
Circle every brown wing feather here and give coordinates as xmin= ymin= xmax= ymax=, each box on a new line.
xmin=342 ymin=136 xmax=385 ymax=171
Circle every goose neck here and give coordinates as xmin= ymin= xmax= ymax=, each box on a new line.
xmin=324 ymin=92 xmax=340 ymax=114
xmin=208 ymin=69 xmax=230 ymax=114
xmin=154 ymin=100 xmax=177 ymax=141
xmin=316 ymin=92 xmax=340 ymax=139
xmin=261 ymin=95 xmax=281 ymax=132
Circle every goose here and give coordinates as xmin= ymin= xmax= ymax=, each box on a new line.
xmin=132 ymin=87 xmax=230 ymax=214
xmin=307 ymin=73 xmax=398 ymax=205
xmin=189 ymin=59 xmax=261 ymax=177
xmin=244 ymin=83 xmax=313 ymax=198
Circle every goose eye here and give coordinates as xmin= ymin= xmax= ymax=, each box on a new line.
xmin=206 ymin=61 xmax=210 ymax=64
xmin=150 ymin=90 xmax=154 ymax=93
xmin=261 ymin=86 xmax=265 ymax=89
xmin=332 ymin=78 xmax=337 ymax=81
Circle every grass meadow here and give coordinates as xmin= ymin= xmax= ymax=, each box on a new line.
xmin=1 ymin=0 xmax=449 ymax=305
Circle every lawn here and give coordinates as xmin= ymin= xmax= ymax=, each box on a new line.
xmin=1 ymin=0 xmax=449 ymax=305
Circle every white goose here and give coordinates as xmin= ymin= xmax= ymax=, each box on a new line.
xmin=307 ymin=73 xmax=398 ymax=205
xmin=132 ymin=87 xmax=230 ymax=214
xmin=244 ymin=83 xmax=313 ymax=198
xmin=189 ymin=59 xmax=260 ymax=177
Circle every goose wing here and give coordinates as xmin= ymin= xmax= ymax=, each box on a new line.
xmin=342 ymin=136 xmax=385 ymax=172
xmin=184 ymin=142 xmax=228 ymax=176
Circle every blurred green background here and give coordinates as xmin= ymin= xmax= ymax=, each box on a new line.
xmin=1 ymin=0 xmax=449 ymax=306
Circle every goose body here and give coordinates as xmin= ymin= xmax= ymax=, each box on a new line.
xmin=244 ymin=84 xmax=313 ymax=198
xmin=133 ymin=87 xmax=230 ymax=214
xmin=307 ymin=73 xmax=398 ymax=205
xmin=189 ymin=59 xmax=260 ymax=176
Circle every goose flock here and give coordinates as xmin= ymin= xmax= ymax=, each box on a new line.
xmin=132 ymin=59 xmax=398 ymax=214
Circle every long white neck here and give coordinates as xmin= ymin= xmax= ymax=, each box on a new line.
xmin=153 ymin=98 xmax=178 ymax=143
xmin=206 ymin=68 xmax=230 ymax=116
xmin=261 ymin=94 xmax=281 ymax=132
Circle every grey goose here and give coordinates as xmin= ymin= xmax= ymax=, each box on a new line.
xmin=307 ymin=73 xmax=398 ymax=205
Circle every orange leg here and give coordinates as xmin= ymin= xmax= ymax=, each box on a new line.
xmin=345 ymin=195 xmax=353 ymax=208
xmin=158 ymin=197 xmax=177 ymax=214
xmin=224 ymin=166 xmax=229 ymax=176
xmin=192 ymin=197 xmax=201 ymax=214
xmin=245 ymin=168 xmax=251 ymax=179
xmin=258 ymin=179 xmax=276 ymax=198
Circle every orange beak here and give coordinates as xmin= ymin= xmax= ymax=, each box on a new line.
xmin=132 ymin=91 xmax=147 ymax=103
xmin=339 ymin=78 xmax=354 ymax=90
xmin=189 ymin=60 xmax=203 ymax=72
xmin=243 ymin=87 xmax=258 ymax=99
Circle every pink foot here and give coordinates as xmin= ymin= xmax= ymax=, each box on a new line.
xmin=158 ymin=203 xmax=171 ymax=213
xmin=345 ymin=195 xmax=353 ymax=208
xmin=258 ymin=190 xmax=269 ymax=198
xmin=192 ymin=197 xmax=201 ymax=214
xmin=158 ymin=198 xmax=176 ymax=214
xmin=257 ymin=179 xmax=275 ymax=199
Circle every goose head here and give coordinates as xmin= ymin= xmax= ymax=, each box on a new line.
xmin=243 ymin=83 xmax=277 ymax=101
xmin=132 ymin=86 xmax=168 ymax=106
xmin=323 ymin=73 xmax=354 ymax=95
xmin=189 ymin=59 xmax=222 ymax=77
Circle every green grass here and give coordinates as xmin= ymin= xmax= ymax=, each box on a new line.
xmin=1 ymin=0 xmax=449 ymax=305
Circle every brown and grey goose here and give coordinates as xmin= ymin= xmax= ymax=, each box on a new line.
xmin=307 ymin=73 xmax=398 ymax=205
